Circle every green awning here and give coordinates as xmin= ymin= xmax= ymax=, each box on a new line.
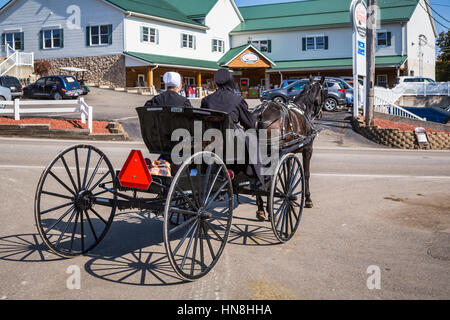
xmin=269 ymin=56 xmax=408 ymax=72
xmin=125 ymin=52 xmax=220 ymax=70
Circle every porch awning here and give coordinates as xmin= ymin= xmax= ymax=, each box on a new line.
xmin=124 ymin=52 xmax=220 ymax=71
xmin=268 ymin=55 xmax=408 ymax=72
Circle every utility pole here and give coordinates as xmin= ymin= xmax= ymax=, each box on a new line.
xmin=365 ymin=0 xmax=377 ymax=126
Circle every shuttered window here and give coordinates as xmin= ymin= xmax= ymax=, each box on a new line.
xmin=302 ymin=36 xmax=328 ymax=51
xmin=2 ymin=32 xmax=24 ymax=51
xmin=377 ymin=32 xmax=392 ymax=47
xmin=41 ymin=29 xmax=63 ymax=49
xmin=87 ymin=25 xmax=112 ymax=46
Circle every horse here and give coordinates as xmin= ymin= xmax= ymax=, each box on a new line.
xmin=254 ymin=75 xmax=325 ymax=221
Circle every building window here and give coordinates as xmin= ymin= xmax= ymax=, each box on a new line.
xmin=41 ymin=29 xmax=63 ymax=49
xmin=3 ymin=32 xmax=23 ymax=51
xmin=141 ymin=26 xmax=158 ymax=44
xmin=303 ymin=36 xmax=328 ymax=51
xmin=212 ymin=39 xmax=224 ymax=53
xmin=377 ymin=32 xmax=391 ymax=47
xmin=87 ymin=25 xmax=112 ymax=46
xmin=182 ymin=34 xmax=195 ymax=49
xmin=377 ymin=74 xmax=388 ymax=88
xmin=251 ymin=40 xmax=271 ymax=52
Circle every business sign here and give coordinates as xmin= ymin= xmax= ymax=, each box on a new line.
xmin=240 ymin=52 xmax=259 ymax=65
xmin=350 ymin=0 xmax=367 ymax=118
xmin=351 ymin=0 xmax=367 ymax=77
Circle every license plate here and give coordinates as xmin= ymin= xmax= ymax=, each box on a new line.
xmin=11 ymin=87 xmax=15 ymax=90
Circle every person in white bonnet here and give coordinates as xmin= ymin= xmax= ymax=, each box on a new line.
xmin=145 ymin=71 xmax=192 ymax=108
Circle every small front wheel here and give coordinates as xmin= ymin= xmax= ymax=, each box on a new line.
xmin=268 ymin=153 xmax=305 ymax=242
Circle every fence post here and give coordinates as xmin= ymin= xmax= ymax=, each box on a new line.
xmin=79 ymin=98 xmax=86 ymax=124
xmin=88 ymin=106 xmax=93 ymax=134
xmin=14 ymin=99 xmax=20 ymax=121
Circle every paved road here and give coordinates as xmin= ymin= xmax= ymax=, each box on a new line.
xmin=0 ymin=136 xmax=449 ymax=300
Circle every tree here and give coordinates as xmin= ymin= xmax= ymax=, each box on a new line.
xmin=436 ymin=31 xmax=449 ymax=82
xmin=34 ymin=60 xmax=51 ymax=76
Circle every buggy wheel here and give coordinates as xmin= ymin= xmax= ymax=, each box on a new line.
xmin=164 ymin=152 xmax=233 ymax=281
xmin=268 ymin=153 xmax=305 ymax=242
xmin=35 ymin=145 xmax=117 ymax=258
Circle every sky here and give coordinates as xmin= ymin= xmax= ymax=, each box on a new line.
xmin=0 ymin=0 xmax=448 ymax=35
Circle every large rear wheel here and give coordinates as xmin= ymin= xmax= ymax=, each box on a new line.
xmin=163 ymin=152 xmax=233 ymax=281
xmin=35 ymin=145 xmax=117 ymax=258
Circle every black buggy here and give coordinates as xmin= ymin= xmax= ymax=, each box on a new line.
xmin=35 ymin=106 xmax=312 ymax=281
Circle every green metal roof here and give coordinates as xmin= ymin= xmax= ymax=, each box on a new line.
xmin=105 ymin=0 xmax=205 ymax=27
xmin=167 ymin=0 xmax=218 ymax=18
xmin=269 ymin=55 xmax=408 ymax=71
xmin=125 ymin=51 xmax=220 ymax=70
xmin=233 ymin=0 xmax=419 ymax=33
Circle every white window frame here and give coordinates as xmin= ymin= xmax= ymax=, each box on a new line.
xmin=251 ymin=40 xmax=269 ymax=52
xmin=4 ymin=32 xmax=22 ymax=51
xmin=141 ymin=26 xmax=158 ymax=44
xmin=377 ymin=30 xmax=388 ymax=47
xmin=376 ymin=74 xmax=388 ymax=88
xmin=42 ymin=28 xmax=62 ymax=49
xmin=90 ymin=25 xmax=110 ymax=46
xmin=305 ymin=35 xmax=325 ymax=51
xmin=212 ymin=39 xmax=224 ymax=53
xmin=182 ymin=33 xmax=195 ymax=49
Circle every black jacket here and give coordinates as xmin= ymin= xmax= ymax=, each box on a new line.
xmin=201 ymin=87 xmax=256 ymax=130
xmin=145 ymin=90 xmax=192 ymax=108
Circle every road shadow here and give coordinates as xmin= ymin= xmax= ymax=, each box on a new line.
xmin=0 ymin=233 xmax=64 ymax=262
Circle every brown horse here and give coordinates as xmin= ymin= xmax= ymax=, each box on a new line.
xmin=254 ymin=75 xmax=325 ymax=220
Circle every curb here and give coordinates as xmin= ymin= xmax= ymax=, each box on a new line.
xmin=0 ymin=121 xmax=130 ymax=141
xmin=351 ymin=117 xmax=450 ymax=150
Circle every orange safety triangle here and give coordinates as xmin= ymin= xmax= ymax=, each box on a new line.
xmin=118 ymin=150 xmax=152 ymax=190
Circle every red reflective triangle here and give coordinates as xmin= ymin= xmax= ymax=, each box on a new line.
xmin=118 ymin=150 xmax=152 ymax=190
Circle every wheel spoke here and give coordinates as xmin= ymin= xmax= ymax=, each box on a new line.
xmin=40 ymin=201 xmax=74 ymax=215
xmin=205 ymin=180 xmax=229 ymax=210
xmin=61 ymin=155 xmax=79 ymax=193
xmin=204 ymin=220 xmax=223 ymax=242
xmin=180 ymin=222 xmax=198 ymax=271
xmin=86 ymin=155 xmax=104 ymax=190
xmin=202 ymin=163 xmax=212 ymax=204
xmin=186 ymin=171 xmax=201 ymax=209
xmin=170 ymin=207 xmax=198 ymax=217
xmin=44 ymin=206 xmax=75 ymax=235
xmin=172 ymin=219 xmax=198 ymax=256
xmin=88 ymin=171 xmax=110 ymax=192
xmin=175 ymin=186 xmax=198 ymax=211
xmin=74 ymin=148 xmax=82 ymax=191
xmin=203 ymin=167 xmax=222 ymax=206
xmin=82 ymin=148 xmax=92 ymax=189
xmin=55 ymin=208 xmax=78 ymax=248
xmin=48 ymin=171 xmax=76 ymax=196
xmin=69 ymin=209 xmax=80 ymax=252
xmin=169 ymin=215 xmax=198 ymax=236
xmin=202 ymin=222 xmax=216 ymax=260
xmin=190 ymin=224 xmax=200 ymax=275
xmin=84 ymin=209 xmax=98 ymax=242
xmin=41 ymin=190 xmax=73 ymax=200
xmin=89 ymin=207 xmax=108 ymax=225
xmin=80 ymin=210 xmax=85 ymax=252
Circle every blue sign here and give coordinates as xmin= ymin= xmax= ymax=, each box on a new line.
xmin=358 ymin=41 xmax=365 ymax=55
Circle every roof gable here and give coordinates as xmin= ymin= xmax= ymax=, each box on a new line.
xmin=167 ymin=0 xmax=218 ymax=18
xmin=218 ymin=44 xmax=275 ymax=67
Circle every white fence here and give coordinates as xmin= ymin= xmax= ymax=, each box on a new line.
xmin=0 ymin=98 xmax=93 ymax=133
xmin=375 ymin=83 xmax=450 ymax=105
xmin=373 ymin=95 xmax=426 ymax=121
xmin=0 ymin=45 xmax=34 ymax=76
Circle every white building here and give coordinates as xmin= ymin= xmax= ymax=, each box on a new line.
xmin=0 ymin=0 xmax=437 ymax=91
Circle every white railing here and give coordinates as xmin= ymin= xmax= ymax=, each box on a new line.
xmin=0 ymin=98 xmax=94 ymax=133
xmin=374 ymin=95 xmax=426 ymax=121
xmin=391 ymin=82 xmax=450 ymax=97
xmin=0 ymin=44 xmax=34 ymax=76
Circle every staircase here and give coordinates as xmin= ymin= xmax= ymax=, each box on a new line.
xmin=0 ymin=45 xmax=34 ymax=78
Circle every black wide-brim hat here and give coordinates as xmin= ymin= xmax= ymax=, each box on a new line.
xmin=214 ymin=69 xmax=234 ymax=86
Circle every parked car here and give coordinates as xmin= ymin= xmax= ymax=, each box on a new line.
xmin=23 ymin=75 xmax=83 ymax=100
xmin=313 ymin=77 xmax=350 ymax=111
xmin=261 ymin=79 xmax=310 ymax=103
xmin=0 ymin=85 xmax=12 ymax=103
xmin=280 ymin=79 xmax=302 ymax=88
xmin=0 ymin=76 xmax=22 ymax=98
xmin=340 ymin=76 xmax=364 ymax=87
xmin=396 ymin=76 xmax=435 ymax=86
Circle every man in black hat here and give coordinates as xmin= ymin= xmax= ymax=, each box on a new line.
xmin=201 ymin=69 xmax=265 ymax=190
xmin=145 ymin=72 xmax=192 ymax=108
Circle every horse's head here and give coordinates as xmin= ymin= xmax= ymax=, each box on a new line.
xmin=294 ymin=75 xmax=325 ymax=120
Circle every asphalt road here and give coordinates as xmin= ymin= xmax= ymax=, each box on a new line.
xmin=0 ymin=136 xmax=449 ymax=300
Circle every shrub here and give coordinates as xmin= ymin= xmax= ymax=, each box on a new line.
xmin=34 ymin=60 xmax=51 ymax=76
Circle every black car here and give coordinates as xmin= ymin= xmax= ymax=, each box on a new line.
xmin=23 ymin=75 xmax=83 ymax=100
xmin=0 ymin=76 xmax=22 ymax=98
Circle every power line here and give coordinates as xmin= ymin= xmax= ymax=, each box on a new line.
xmin=416 ymin=0 xmax=449 ymax=29
xmin=428 ymin=2 xmax=450 ymax=23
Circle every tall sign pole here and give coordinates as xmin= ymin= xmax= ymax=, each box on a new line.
xmin=350 ymin=0 xmax=367 ymax=120
xmin=365 ymin=0 xmax=377 ymax=126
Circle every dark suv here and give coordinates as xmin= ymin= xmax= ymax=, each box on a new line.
xmin=261 ymin=78 xmax=348 ymax=111
xmin=0 ymin=76 xmax=22 ymax=98
xmin=24 ymin=75 xmax=82 ymax=100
